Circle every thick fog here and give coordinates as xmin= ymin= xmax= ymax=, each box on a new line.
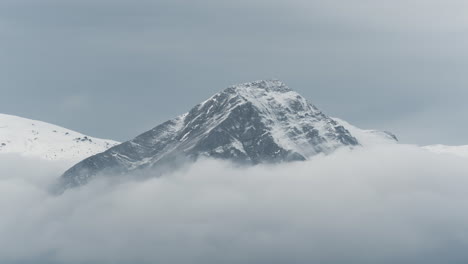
xmin=2 ymin=144 xmax=468 ymax=264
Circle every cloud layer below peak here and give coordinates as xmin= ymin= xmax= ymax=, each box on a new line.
xmin=2 ymin=143 xmax=468 ymax=264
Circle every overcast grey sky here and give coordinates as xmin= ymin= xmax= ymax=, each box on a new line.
xmin=1 ymin=0 xmax=467 ymax=145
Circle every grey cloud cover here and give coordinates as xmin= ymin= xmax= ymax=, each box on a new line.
xmin=2 ymin=144 xmax=468 ymax=263
xmin=1 ymin=0 xmax=467 ymax=144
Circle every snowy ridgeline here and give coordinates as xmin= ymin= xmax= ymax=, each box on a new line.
xmin=0 ymin=113 xmax=119 ymax=162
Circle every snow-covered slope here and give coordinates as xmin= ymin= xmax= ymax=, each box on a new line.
xmin=423 ymin=145 xmax=468 ymax=158
xmin=60 ymin=80 xmax=361 ymax=189
xmin=0 ymin=113 xmax=119 ymax=162
xmin=333 ymin=118 xmax=398 ymax=146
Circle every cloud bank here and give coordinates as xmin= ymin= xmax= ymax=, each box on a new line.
xmin=2 ymin=144 xmax=468 ymax=264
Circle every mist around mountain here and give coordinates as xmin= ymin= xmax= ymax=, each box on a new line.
xmin=423 ymin=144 xmax=468 ymax=158
xmin=2 ymin=141 xmax=468 ymax=264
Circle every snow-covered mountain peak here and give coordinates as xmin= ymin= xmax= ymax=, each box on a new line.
xmin=197 ymin=79 xmax=303 ymax=116
xmin=185 ymin=80 xmax=354 ymax=159
xmin=227 ymin=79 xmax=292 ymax=93
xmin=60 ymin=80 xmax=361 ymax=189
xmin=0 ymin=113 xmax=119 ymax=162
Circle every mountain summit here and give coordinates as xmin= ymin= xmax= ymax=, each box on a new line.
xmin=60 ymin=80 xmax=359 ymax=188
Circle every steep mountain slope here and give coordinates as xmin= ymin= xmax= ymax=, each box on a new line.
xmin=0 ymin=113 xmax=119 ymax=162
xmin=424 ymin=145 xmax=468 ymax=158
xmin=60 ymin=80 xmax=361 ymax=189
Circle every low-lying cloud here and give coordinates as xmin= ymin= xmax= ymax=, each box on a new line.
xmin=2 ymin=144 xmax=468 ymax=264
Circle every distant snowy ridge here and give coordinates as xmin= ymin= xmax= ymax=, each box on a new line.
xmin=423 ymin=145 xmax=468 ymax=158
xmin=0 ymin=113 xmax=119 ymax=162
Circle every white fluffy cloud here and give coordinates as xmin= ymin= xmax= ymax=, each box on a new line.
xmin=2 ymin=144 xmax=468 ymax=263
